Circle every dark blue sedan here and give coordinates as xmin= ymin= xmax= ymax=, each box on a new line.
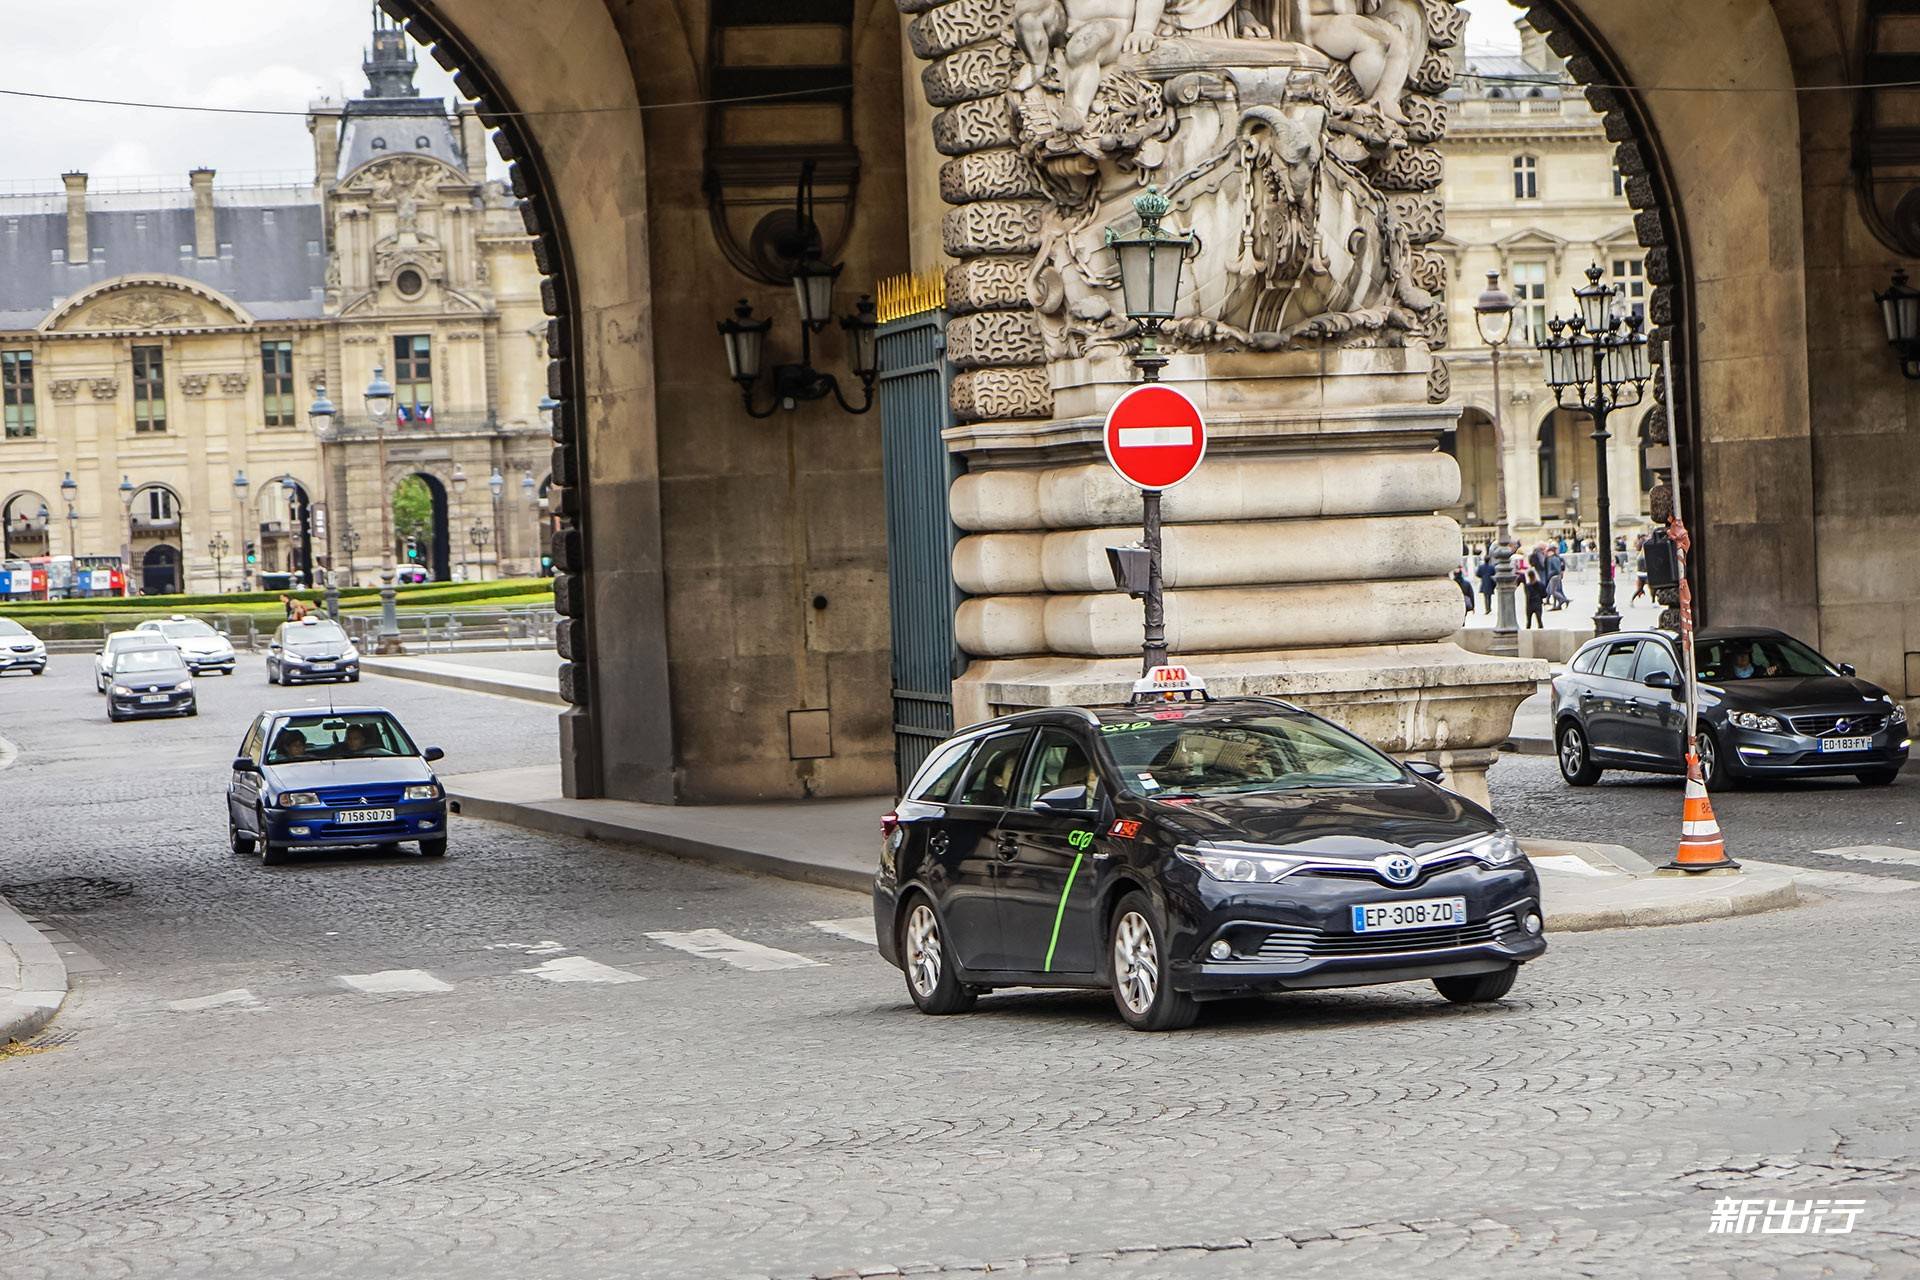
xmin=227 ymin=707 xmax=448 ymax=865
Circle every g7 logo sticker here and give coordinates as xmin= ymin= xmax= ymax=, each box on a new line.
xmin=1067 ymin=830 xmax=1095 ymax=851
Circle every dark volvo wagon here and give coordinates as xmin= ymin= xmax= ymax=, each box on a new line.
xmin=874 ymin=670 xmax=1547 ymax=1031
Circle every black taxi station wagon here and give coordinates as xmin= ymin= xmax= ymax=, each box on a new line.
xmin=873 ymin=668 xmax=1547 ymax=1031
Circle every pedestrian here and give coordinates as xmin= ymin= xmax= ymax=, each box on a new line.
xmin=1451 ymin=566 xmax=1474 ymax=617
xmin=280 ymin=592 xmax=296 ymax=621
xmin=1631 ymin=535 xmax=1650 ymax=603
xmin=1546 ymin=547 xmax=1569 ymax=610
xmin=290 ymin=596 xmax=310 ymax=622
xmin=1528 ymin=542 xmax=1549 ymax=581
xmin=1523 ymin=566 xmax=1547 ymax=629
xmin=1475 ymin=553 xmax=1497 ymax=614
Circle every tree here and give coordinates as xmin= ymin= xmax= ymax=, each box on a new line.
xmin=392 ymin=476 xmax=433 ymax=557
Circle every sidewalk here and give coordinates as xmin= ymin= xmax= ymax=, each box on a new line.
xmin=1 ymin=891 xmax=69 ymax=1045
xmin=444 ymin=766 xmax=1801 ymax=933
xmin=359 ymin=649 xmax=562 ymax=705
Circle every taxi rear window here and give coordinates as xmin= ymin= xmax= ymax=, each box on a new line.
xmin=906 ymin=736 xmax=974 ymax=802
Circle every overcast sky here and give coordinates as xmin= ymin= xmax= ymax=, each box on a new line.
xmin=0 ymin=0 xmax=1523 ymax=187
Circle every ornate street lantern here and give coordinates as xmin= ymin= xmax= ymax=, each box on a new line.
xmin=1875 ymin=268 xmax=1920 ymax=379
xmin=1106 ymin=186 xmax=1197 ymax=383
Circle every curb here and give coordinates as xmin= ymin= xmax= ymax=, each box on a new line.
xmin=1543 ymin=877 xmax=1800 ymax=933
xmin=0 ymin=892 xmax=68 ymax=1045
xmin=1502 ymin=735 xmax=1553 ymax=756
xmin=447 ymin=789 xmax=872 ymax=895
xmin=358 ymin=656 xmax=563 ymax=706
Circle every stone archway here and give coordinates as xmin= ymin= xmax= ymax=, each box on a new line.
xmin=1 ymin=491 xmax=51 ymax=560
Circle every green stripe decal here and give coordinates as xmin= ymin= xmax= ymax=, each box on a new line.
xmin=1043 ymin=850 xmax=1086 ymax=972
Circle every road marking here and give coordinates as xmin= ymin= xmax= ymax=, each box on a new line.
xmin=809 ymin=917 xmax=878 ymax=946
xmin=1529 ymin=855 xmax=1620 ymax=879
xmin=1815 ymin=845 xmax=1920 ymax=867
xmin=644 ymin=928 xmax=824 ymax=972
xmin=337 ymin=969 xmax=453 ymax=994
xmin=1747 ymin=861 xmax=1920 ymax=896
xmin=168 ymin=989 xmax=261 ymax=1013
xmin=485 ymin=940 xmax=568 ymax=955
xmin=0 ymin=731 xmax=17 ymax=772
xmin=518 ymin=956 xmax=644 ymax=984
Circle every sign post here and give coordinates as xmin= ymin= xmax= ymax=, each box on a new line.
xmin=1102 ymin=384 xmax=1208 ymax=675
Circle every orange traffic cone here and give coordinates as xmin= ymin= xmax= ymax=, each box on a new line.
xmin=1661 ymin=752 xmax=1740 ymax=873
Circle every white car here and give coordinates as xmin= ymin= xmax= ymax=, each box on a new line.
xmin=0 ymin=617 xmax=47 ymax=676
xmin=136 ymin=615 xmax=237 ymax=676
xmin=95 ymin=630 xmax=176 ymax=693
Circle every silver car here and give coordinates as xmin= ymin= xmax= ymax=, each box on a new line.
xmin=95 ymin=631 xmax=175 ymax=693
xmin=0 ymin=617 xmax=46 ymax=676
xmin=136 ymin=615 xmax=237 ymax=676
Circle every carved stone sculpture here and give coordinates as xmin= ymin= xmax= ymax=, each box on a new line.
xmin=902 ymin=0 xmax=1462 ymax=419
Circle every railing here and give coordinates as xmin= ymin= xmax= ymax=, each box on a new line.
xmin=335 ymin=604 xmax=557 ymax=653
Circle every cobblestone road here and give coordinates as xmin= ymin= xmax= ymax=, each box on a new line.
xmin=2 ymin=657 xmax=1917 ymax=1278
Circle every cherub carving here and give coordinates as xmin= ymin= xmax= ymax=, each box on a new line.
xmin=1292 ymin=0 xmax=1416 ymax=125
xmin=1010 ymin=0 xmax=1167 ymax=132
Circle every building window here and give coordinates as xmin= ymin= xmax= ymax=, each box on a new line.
xmin=1512 ymin=261 xmax=1549 ymax=343
xmin=1538 ymin=421 xmax=1558 ymax=499
xmin=261 ymin=340 xmax=295 ymax=428
xmin=372 ymin=137 xmax=388 ymax=151
xmin=1611 ymin=257 xmax=1647 ymax=321
xmin=144 ymin=487 xmax=178 ymax=522
xmin=132 ymin=345 xmax=166 ymax=433
xmin=1513 ymin=154 xmax=1539 ymax=200
xmin=2 ymin=351 xmax=34 ymax=440
xmin=393 ymin=334 xmax=433 ymax=423
xmin=1612 ymin=165 xmax=1626 ymax=197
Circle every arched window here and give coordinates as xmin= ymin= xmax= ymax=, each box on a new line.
xmin=371 ymin=137 xmax=388 ymax=151
xmin=416 ymin=135 xmax=431 ymax=148
xmin=1513 ymin=154 xmax=1539 ymax=200
xmin=1488 ymin=88 xmax=1507 ymax=100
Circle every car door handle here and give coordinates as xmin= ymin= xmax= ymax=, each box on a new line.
xmin=994 ymin=835 xmax=1019 ymax=860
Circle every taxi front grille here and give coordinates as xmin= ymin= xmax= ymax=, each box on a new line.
xmin=1254 ymin=911 xmax=1518 ymax=963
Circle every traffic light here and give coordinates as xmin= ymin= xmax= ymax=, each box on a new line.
xmin=245 ymin=541 xmax=257 ymax=566
xmin=405 ymin=536 xmax=419 ymax=562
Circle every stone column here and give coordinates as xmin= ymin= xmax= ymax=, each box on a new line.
xmin=899 ymin=0 xmax=1545 ymax=804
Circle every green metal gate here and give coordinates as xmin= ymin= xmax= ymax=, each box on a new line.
xmin=876 ymin=291 xmax=962 ymax=791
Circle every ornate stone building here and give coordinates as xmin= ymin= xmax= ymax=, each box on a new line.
xmin=0 ymin=12 xmax=547 ymax=595
xmin=1434 ymin=17 xmax=1654 ymax=543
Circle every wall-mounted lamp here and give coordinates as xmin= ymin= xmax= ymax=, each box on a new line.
xmin=718 ymin=293 xmax=877 ymax=418
xmin=1875 ymin=268 xmax=1920 ymax=379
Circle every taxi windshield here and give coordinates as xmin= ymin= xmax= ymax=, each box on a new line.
xmin=266 ymin=714 xmax=415 ymax=765
xmin=1099 ymin=712 xmax=1405 ymax=796
xmin=283 ymin=621 xmax=346 ymax=649
xmin=160 ymin=620 xmax=216 ymax=639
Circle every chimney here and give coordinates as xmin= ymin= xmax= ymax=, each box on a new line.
xmin=190 ymin=168 xmax=216 ymax=259
xmin=1517 ymin=20 xmax=1562 ymax=74
xmin=62 ymin=172 xmax=88 ymax=263
xmin=309 ymin=103 xmax=344 ymax=185
xmin=458 ymin=104 xmax=489 ymax=182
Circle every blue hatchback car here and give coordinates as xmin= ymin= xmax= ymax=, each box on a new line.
xmin=227 ymin=707 xmax=448 ymax=865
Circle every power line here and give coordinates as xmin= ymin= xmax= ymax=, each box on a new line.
xmin=0 ymin=81 xmax=855 ymax=119
xmin=1463 ymin=70 xmax=1919 ymax=94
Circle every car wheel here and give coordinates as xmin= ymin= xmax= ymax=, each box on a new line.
xmin=185 ymin=704 xmax=198 ymax=718
xmin=230 ymin=821 xmax=256 ymax=857
xmin=107 ymin=708 xmax=124 ymax=723
xmin=266 ymin=664 xmax=278 ymax=685
xmin=1698 ymin=728 xmax=1733 ymax=792
xmin=261 ymin=842 xmax=291 ymax=866
xmin=1435 ymin=963 xmax=1518 ymax=1005
xmin=1556 ymin=721 xmax=1602 ymax=786
xmin=899 ymin=897 xmax=975 ymax=1015
xmin=419 ymin=837 xmax=448 ymax=858
xmin=348 ymin=673 xmax=361 ymax=683
xmin=1109 ymin=891 xmax=1199 ymax=1032
xmin=1857 ymin=766 xmax=1902 ymax=786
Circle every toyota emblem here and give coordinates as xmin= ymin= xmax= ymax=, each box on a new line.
xmin=1376 ymin=853 xmax=1419 ymax=885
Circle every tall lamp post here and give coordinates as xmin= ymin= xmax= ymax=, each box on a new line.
xmin=469 ymin=521 xmax=491 ymax=579
xmin=1538 ymin=264 xmax=1652 ymax=635
xmin=1473 ymin=270 xmax=1521 ymax=656
xmin=364 ymin=365 xmax=403 ymax=653
xmin=118 ymin=475 xmax=135 ymax=597
xmin=520 ymin=469 xmax=537 ymax=580
xmin=233 ymin=469 xmax=251 ymax=591
xmin=209 ymin=532 xmax=230 ymax=593
xmin=60 ymin=471 xmax=78 ymax=561
xmin=308 ymin=383 xmax=340 ymax=609
xmin=451 ymin=463 xmax=470 ymax=581
xmin=488 ymin=467 xmax=505 ymax=581
xmin=1105 ymin=187 xmax=1196 ymax=673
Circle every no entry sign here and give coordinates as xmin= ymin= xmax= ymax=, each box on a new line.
xmin=1103 ymin=384 xmax=1207 ymax=490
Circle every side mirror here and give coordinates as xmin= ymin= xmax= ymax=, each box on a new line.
xmin=1840 ymin=663 xmax=1857 ymax=676
xmin=423 ymin=746 xmax=445 ymax=763
xmin=231 ymin=756 xmax=258 ymax=773
xmin=1643 ymin=670 xmax=1678 ymax=690
xmin=1406 ymin=761 xmax=1446 ymax=784
xmin=1033 ymin=784 xmax=1090 ymax=813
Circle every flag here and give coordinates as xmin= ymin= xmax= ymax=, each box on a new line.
xmin=419 ymin=403 xmax=433 ymax=424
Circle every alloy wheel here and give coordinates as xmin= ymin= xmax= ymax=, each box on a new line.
xmin=1699 ymin=735 xmax=1717 ymax=785
xmin=1559 ymin=727 xmax=1586 ymax=779
xmin=905 ymin=904 xmax=942 ymax=998
xmin=1114 ymin=911 xmax=1159 ymax=1015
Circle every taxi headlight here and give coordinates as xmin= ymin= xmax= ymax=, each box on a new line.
xmin=1466 ymin=830 xmax=1525 ymax=866
xmin=175 ymin=680 xmax=193 ymax=693
xmin=278 ymin=791 xmax=320 ymax=807
xmin=1729 ymin=711 xmax=1783 ymax=733
xmin=1175 ymin=846 xmax=1310 ymax=884
xmin=404 ymin=784 xmax=441 ymax=801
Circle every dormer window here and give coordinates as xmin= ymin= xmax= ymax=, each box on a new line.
xmin=371 ymin=137 xmax=388 ymax=151
xmin=416 ymin=135 xmax=431 ymax=149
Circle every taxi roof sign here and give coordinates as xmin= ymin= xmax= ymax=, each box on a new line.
xmin=1128 ymin=664 xmax=1211 ymax=704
